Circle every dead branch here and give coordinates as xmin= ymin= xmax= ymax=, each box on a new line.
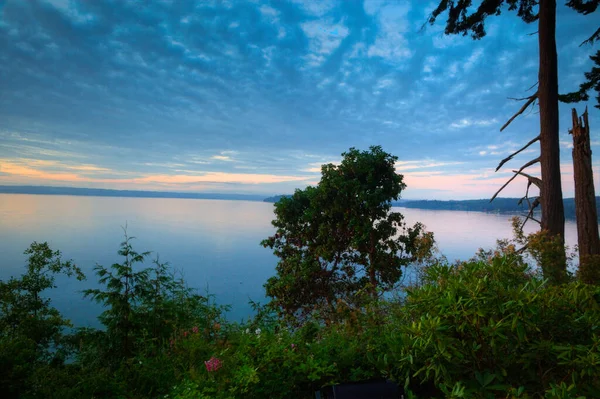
xmin=495 ymin=135 xmax=540 ymax=172
xmin=526 ymin=81 xmax=539 ymax=92
xmin=514 ymin=170 xmax=542 ymax=189
xmin=490 ymin=157 xmax=540 ymax=202
xmin=508 ymin=95 xmax=538 ymax=101
xmin=516 ymin=244 xmax=529 ymax=254
xmin=500 ymin=92 xmax=538 ymax=132
xmin=518 ymin=181 xmax=533 ymax=208
xmin=521 ymin=197 xmax=541 ymax=230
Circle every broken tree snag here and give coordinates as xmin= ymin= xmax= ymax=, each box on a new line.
xmin=570 ymin=107 xmax=600 ymax=283
xmin=496 ymin=135 xmax=541 ymax=172
xmin=500 ymin=92 xmax=538 ymax=132
xmin=490 ymin=157 xmax=541 ymax=202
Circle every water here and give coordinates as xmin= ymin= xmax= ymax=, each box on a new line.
xmin=0 ymin=194 xmax=579 ymax=327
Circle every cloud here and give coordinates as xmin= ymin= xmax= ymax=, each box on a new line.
xmin=0 ymin=158 xmax=312 ymax=187
xmin=450 ymin=118 xmax=498 ymax=129
xmin=366 ymin=3 xmax=412 ymax=63
xmin=0 ymin=0 xmax=597 ymax=198
xmin=395 ymin=160 xmax=465 ymax=172
xmin=301 ymin=19 xmax=349 ymax=66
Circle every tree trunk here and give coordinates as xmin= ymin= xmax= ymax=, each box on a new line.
xmin=368 ymin=231 xmax=377 ymax=298
xmin=538 ymin=0 xmax=566 ymax=275
xmin=571 ymin=108 xmax=600 ymax=283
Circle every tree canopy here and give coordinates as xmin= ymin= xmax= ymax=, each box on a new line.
xmin=262 ymin=146 xmax=433 ymax=323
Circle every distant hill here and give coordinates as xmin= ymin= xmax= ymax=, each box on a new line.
xmin=400 ymin=198 xmax=530 ymax=213
xmin=263 ymin=195 xmax=291 ymax=203
xmin=397 ymin=197 xmax=600 ymax=221
xmin=0 ymin=185 xmax=266 ymax=202
xmin=263 ymin=194 xmax=600 ymax=221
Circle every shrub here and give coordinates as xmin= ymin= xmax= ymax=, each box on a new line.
xmin=380 ymin=255 xmax=600 ymax=398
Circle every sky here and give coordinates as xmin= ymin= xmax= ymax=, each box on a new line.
xmin=0 ymin=0 xmax=598 ymax=200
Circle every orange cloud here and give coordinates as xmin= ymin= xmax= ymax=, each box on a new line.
xmin=0 ymin=159 xmax=312 ymax=187
xmin=134 ymin=172 xmax=309 ymax=185
xmin=1 ymin=161 xmax=82 ymax=182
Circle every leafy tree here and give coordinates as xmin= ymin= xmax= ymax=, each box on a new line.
xmin=0 ymin=242 xmax=84 ymax=398
xmin=427 ymin=0 xmax=598 ymax=282
xmin=262 ymin=146 xmax=433 ymax=323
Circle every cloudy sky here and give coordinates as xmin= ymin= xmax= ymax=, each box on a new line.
xmin=0 ymin=0 xmax=598 ymax=199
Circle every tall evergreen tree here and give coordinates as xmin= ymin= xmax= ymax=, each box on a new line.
xmin=428 ymin=0 xmax=598 ymax=280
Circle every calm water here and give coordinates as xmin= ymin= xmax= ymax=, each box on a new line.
xmin=0 ymin=194 xmax=579 ymax=327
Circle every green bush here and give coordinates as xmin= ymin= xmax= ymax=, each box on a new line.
xmin=380 ymin=255 xmax=600 ymax=398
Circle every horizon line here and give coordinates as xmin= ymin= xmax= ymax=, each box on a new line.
xmin=0 ymin=184 xmax=573 ymax=202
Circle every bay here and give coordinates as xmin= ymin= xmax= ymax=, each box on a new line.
xmin=0 ymin=194 xmax=579 ymax=327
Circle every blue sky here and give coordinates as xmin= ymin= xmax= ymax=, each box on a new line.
xmin=0 ymin=0 xmax=598 ymax=199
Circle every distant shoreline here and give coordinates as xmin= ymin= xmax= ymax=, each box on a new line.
xmin=1 ymin=186 xmax=597 ymax=222
xmin=0 ymin=185 xmax=266 ymax=202
xmin=263 ymin=195 xmax=599 ymax=222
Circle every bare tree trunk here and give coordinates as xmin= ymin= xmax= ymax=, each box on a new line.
xmin=571 ymin=108 xmax=600 ymax=284
xmin=538 ymin=0 xmax=566 ymax=278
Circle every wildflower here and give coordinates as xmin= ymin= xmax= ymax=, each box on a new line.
xmin=255 ymin=328 xmax=261 ymax=336
xmin=192 ymin=326 xmax=199 ymax=334
xmin=204 ymin=356 xmax=223 ymax=372
xmin=291 ymin=343 xmax=296 ymax=350
xmin=184 ymin=331 xmax=189 ymax=338
xmin=245 ymin=328 xmax=250 ymax=334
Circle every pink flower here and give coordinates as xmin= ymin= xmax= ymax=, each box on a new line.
xmin=291 ymin=343 xmax=296 ymax=350
xmin=204 ymin=357 xmax=223 ymax=372
xmin=184 ymin=331 xmax=189 ymax=338
xmin=192 ymin=326 xmax=199 ymax=334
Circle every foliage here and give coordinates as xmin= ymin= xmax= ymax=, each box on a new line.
xmin=164 ymin=305 xmax=385 ymax=399
xmin=380 ymin=254 xmax=600 ymax=398
xmin=427 ymin=1 xmax=539 ymax=40
xmin=578 ymin=253 xmax=600 ymax=284
xmin=78 ymin=231 xmax=230 ymax=397
xmin=262 ymin=146 xmax=433 ymax=324
xmin=559 ymin=1 xmax=599 ymax=108
xmin=509 ymin=216 xmax=570 ymax=284
xmin=0 ymin=242 xmax=84 ymax=398
xmin=560 ymin=50 xmax=600 ymax=109
xmin=82 ymin=231 xmax=153 ymax=362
